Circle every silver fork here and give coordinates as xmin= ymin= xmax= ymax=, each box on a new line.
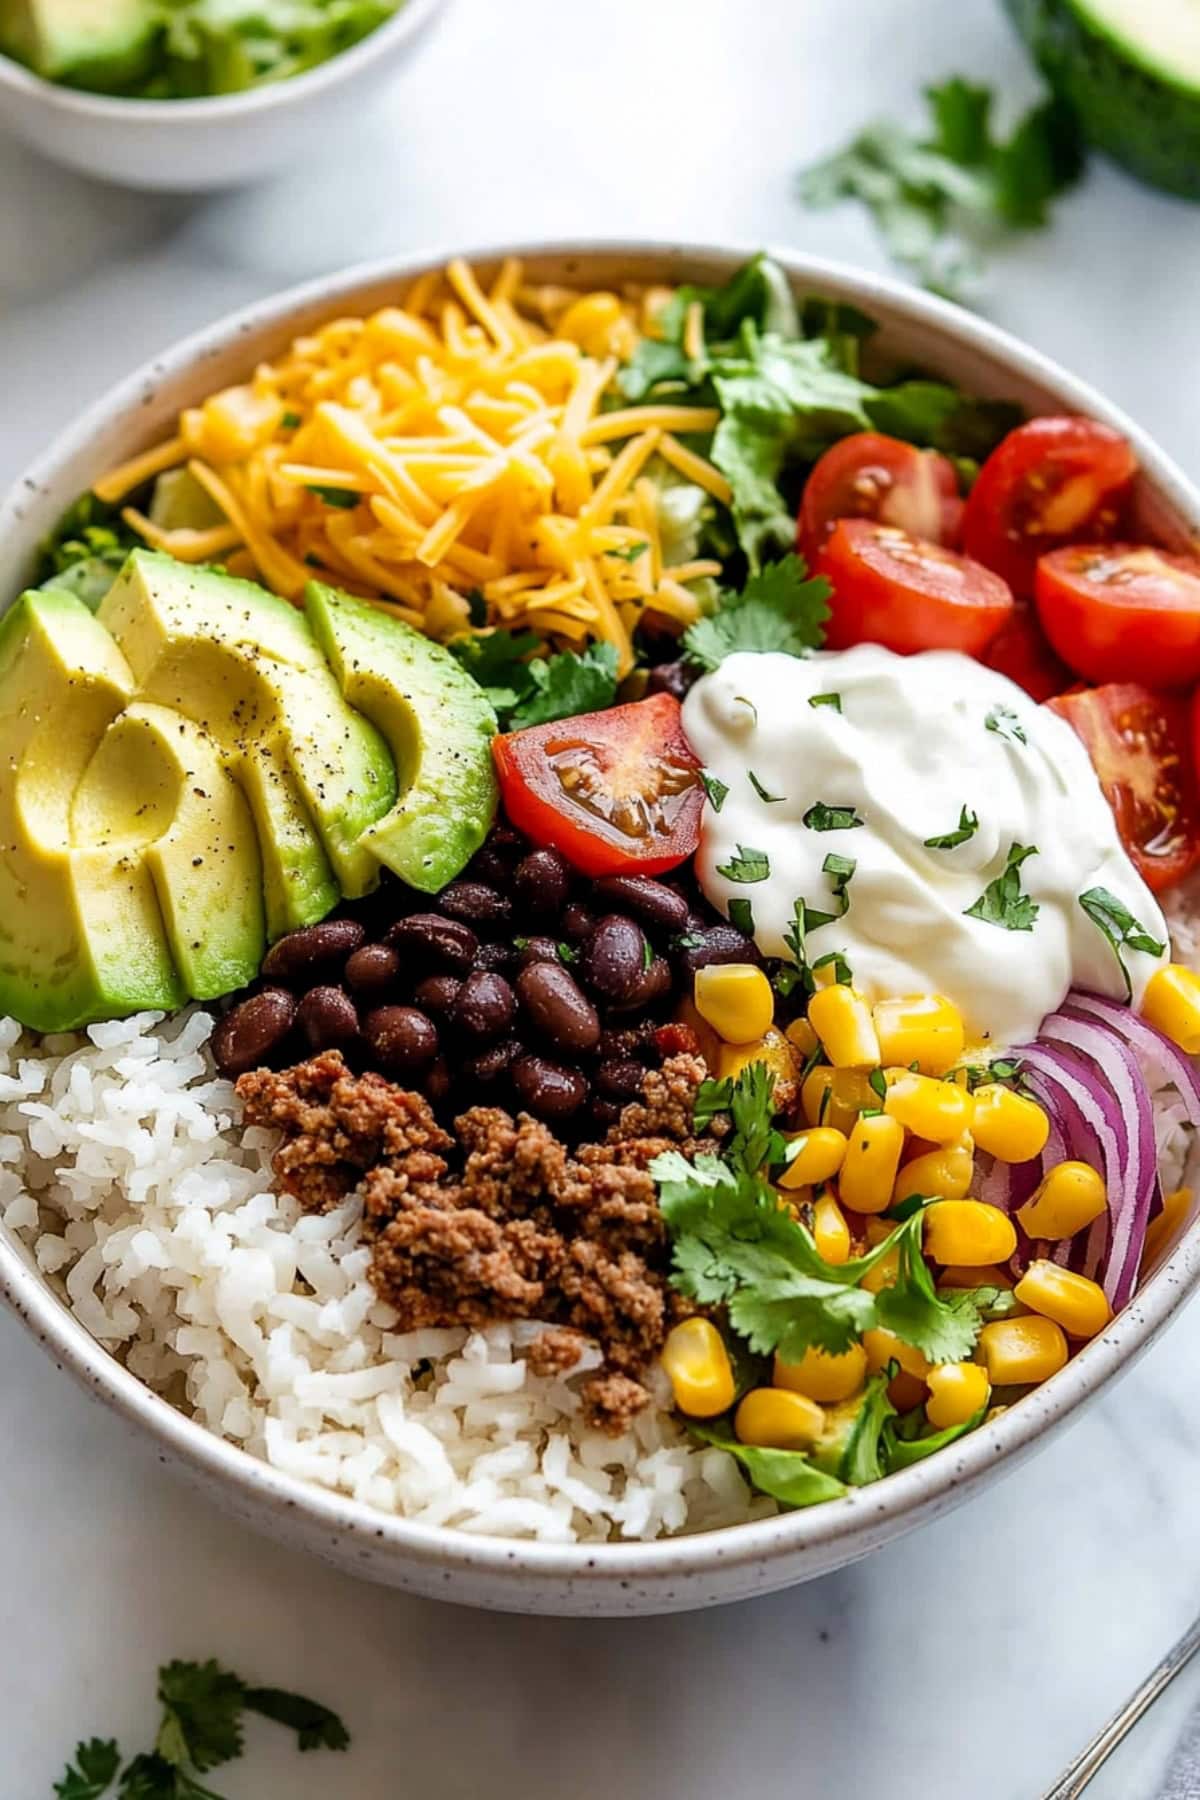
xmin=1044 ymin=1614 xmax=1200 ymax=1798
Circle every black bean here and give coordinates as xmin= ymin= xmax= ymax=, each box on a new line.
xmin=561 ymin=902 xmax=596 ymax=943
xmin=463 ymin=1037 xmax=522 ymax=1082
xmin=678 ymin=923 xmax=762 ymax=975
xmin=385 ymin=913 xmax=478 ymax=973
xmin=261 ymin=918 xmax=366 ymax=984
xmin=579 ymin=914 xmax=647 ymax=1003
xmin=610 ymin=955 xmax=672 ymax=1013
xmin=645 ymin=659 xmax=696 ymax=701
xmin=489 ymin=821 xmax=528 ymax=854
xmin=466 ymin=847 xmax=514 ymax=889
xmin=594 ymin=874 xmax=689 ymax=932
xmin=451 ymin=971 xmax=516 ymax=1041
xmin=344 ymin=943 xmax=401 ymax=1000
xmin=364 ymin=1005 xmax=439 ymax=1077
xmin=512 ymin=1054 xmax=588 ymax=1120
xmin=439 ymin=880 xmax=512 ymax=927
xmin=597 ymin=1021 xmax=658 ymax=1063
xmin=594 ymin=1058 xmax=647 ymax=1102
xmin=589 ymin=1098 xmax=621 ymax=1131
xmin=475 ymin=941 xmax=516 ymax=974
xmin=511 ymin=848 xmax=571 ymax=918
xmin=413 ymin=974 xmax=462 ymax=1018
xmin=515 ymin=935 xmax=560 ymax=971
xmin=212 ymin=987 xmax=296 ymax=1076
xmin=515 ymin=961 xmax=601 ymax=1055
xmin=297 ymin=986 xmax=360 ymax=1054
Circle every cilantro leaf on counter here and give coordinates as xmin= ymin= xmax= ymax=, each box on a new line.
xmin=54 ymin=1740 xmax=122 ymax=1800
xmin=965 ymin=842 xmax=1040 ymax=933
xmin=924 ymin=805 xmax=979 ymax=850
xmin=241 ymin=1688 xmax=351 ymax=1753
xmin=798 ymin=77 xmax=1085 ymax=299
xmin=683 ymin=553 xmax=830 ymax=671
xmin=156 ymin=1662 xmax=244 ymax=1772
xmin=1078 ymin=887 xmax=1167 ymax=1002
xmin=448 ymin=631 xmax=618 ymax=729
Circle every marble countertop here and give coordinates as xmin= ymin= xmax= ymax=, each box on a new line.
xmin=4 ymin=1 xmax=1200 ymax=1793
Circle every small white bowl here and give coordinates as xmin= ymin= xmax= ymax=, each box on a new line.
xmin=3 ymin=241 xmax=1200 ymax=1615
xmin=0 ymin=0 xmax=446 ymax=190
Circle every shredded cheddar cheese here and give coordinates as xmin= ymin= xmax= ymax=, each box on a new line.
xmin=95 ymin=260 xmax=728 ymax=677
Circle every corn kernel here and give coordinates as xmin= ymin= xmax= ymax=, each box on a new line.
xmin=673 ymin=995 xmax=721 ymax=1071
xmin=661 ymin=1317 xmax=735 ymax=1417
xmin=839 ymin=1112 xmax=906 ymax=1214
xmin=873 ymin=994 xmax=964 ymax=1075
xmin=716 ymin=1026 xmax=797 ymax=1089
xmin=1017 ymin=1161 xmax=1106 ymax=1241
xmin=884 ymin=1070 xmax=975 ymax=1143
xmin=778 ymin=1127 xmax=847 ymax=1191
xmin=694 ymin=962 xmax=775 ymax=1045
xmin=892 ymin=1139 xmax=975 ymax=1206
xmin=971 ymin=1084 xmax=1051 ymax=1163
xmin=978 ymin=1313 xmax=1068 ymax=1385
xmin=801 ymin=1065 xmax=875 ymax=1134
xmin=938 ymin=1263 xmax=1013 ymax=1290
xmin=1014 ymin=1261 xmax=1111 ymax=1339
xmin=924 ymin=1200 xmax=1017 ymax=1266
xmin=1141 ymin=1186 xmax=1193 ymax=1273
xmin=1142 ymin=963 xmax=1200 ymax=1055
xmin=807 ymin=985 xmax=881 ymax=1071
xmin=861 ymin=1246 xmax=899 ymax=1294
xmin=863 ymin=1327 xmax=930 ymax=1379
xmin=926 ymin=1362 xmax=990 ymax=1429
xmin=774 ymin=1342 xmax=867 ymax=1403
xmin=785 ymin=1016 xmax=820 ymax=1059
xmin=813 ymin=1192 xmax=851 ymax=1264
xmin=734 ymin=1387 xmax=824 ymax=1451
xmin=557 ymin=291 xmax=625 ymax=356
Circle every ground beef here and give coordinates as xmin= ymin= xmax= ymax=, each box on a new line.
xmin=238 ymin=1050 xmax=713 ymax=1432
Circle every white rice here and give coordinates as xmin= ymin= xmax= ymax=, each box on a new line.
xmin=0 ymin=1008 xmax=773 ymax=1542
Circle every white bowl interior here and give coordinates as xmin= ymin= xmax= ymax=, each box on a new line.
xmin=3 ymin=241 xmax=1200 ymax=1614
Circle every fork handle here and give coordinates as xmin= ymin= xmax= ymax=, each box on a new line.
xmin=1043 ymin=1614 xmax=1200 ymax=1799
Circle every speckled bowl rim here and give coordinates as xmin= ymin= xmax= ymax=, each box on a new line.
xmin=4 ymin=238 xmax=1200 ymax=1603
xmin=0 ymin=0 xmax=446 ymax=120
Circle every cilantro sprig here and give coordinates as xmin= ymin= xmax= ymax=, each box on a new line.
xmin=798 ymin=77 xmax=1085 ymax=300
xmin=53 ymin=1661 xmax=348 ymax=1799
xmin=1079 ymin=886 xmax=1167 ymax=1002
xmin=683 ymin=553 xmax=830 ymax=672
xmin=449 ymin=630 xmax=618 ymax=730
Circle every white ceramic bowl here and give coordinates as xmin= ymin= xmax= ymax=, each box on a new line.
xmin=0 ymin=0 xmax=446 ymax=190
xmin=3 ymin=241 xmax=1200 ymax=1616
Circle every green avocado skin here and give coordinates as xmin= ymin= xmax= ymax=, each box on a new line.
xmin=1006 ymin=0 xmax=1200 ymax=198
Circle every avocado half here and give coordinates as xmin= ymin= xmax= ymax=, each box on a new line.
xmin=1006 ymin=0 xmax=1200 ymax=198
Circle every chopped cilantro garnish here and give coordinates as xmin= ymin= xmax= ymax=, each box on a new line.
xmin=924 ymin=805 xmax=979 ymax=850
xmin=700 ymin=770 xmax=730 ymax=812
xmin=803 ymin=801 xmax=865 ymax=832
xmin=868 ymin=1068 xmax=888 ymax=1102
xmin=683 ymin=553 xmax=830 ymax=671
xmin=448 ymin=632 xmax=618 ymax=729
xmin=306 ymin=484 xmax=360 ymax=509
xmin=1079 ymin=886 xmax=1167 ymax=1002
xmin=985 ymin=705 xmax=1027 ymax=746
xmin=822 ymin=853 xmax=856 ymax=915
xmin=605 ymin=540 xmax=649 ymax=563
xmin=748 ymin=770 xmax=784 ymax=804
xmin=465 ymin=587 xmax=488 ymax=627
xmin=809 ymin=692 xmax=842 ymax=712
xmin=728 ymin=896 xmax=756 ymax=937
xmin=716 ymin=845 xmax=771 ymax=884
xmin=811 ymin=949 xmax=853 ymax=986
xmin=965 ymin=842 xmax=1040 ymax=932
xmin=280 ymin=410 xmax=302 ymax=429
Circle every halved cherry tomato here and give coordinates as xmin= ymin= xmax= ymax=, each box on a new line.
xmin=492 ymin=692 xmax=703 ymax=877
xmin=1047 ymin=684 xmax=1200 ymax=892
xmin=1035 ymin=543 xmax=1200 ymax=688
xmin=817 ymin=518 xmax=1014 ymax=657
xmin=797 ymin=432 xmax=964 ymax=567
xmin=962 ymin=417 xmax=1136 ymax=597
xmin=981 ymin=600 xmax=1073 ymax=703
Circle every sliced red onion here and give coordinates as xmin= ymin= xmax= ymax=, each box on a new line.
xmin=1063 ymin=991 xmax=1200 ymax=1130
xmin=1036 ymin=1009 xmax=1157 ymax=1304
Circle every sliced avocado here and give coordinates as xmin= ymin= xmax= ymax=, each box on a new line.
xmin=0 ymin=0 xmax=158 ymax=88
xmin=0 ymin=589 xmax=183 ymax=1031
xmin=304 ymin=582 xmax=498 ymax=893
xmin=149 ymin=468 xmax=226 ymax=534
xmin=1007 ymin=0 xmax=1200 ymax=197
xmin=72 ymin=702 xmax=265 ymax=1001
xmin=99 ymin=551 xmax=396 ymax=935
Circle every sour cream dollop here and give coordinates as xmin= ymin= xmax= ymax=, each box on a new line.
xmin=682 ymin=645 xmax=1169 ymax=1046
